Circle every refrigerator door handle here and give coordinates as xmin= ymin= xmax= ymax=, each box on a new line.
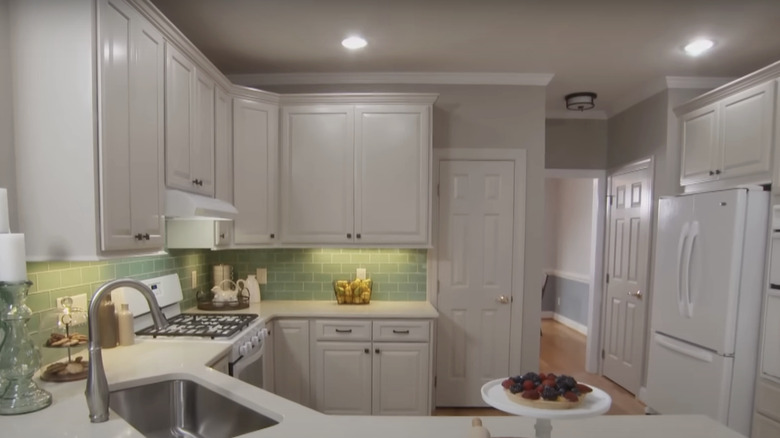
xmin=685 ymin=221 xmax=700 ymax=318
xmin=677 ymin=221 xmax=690 ymax=318
xmin=655 ymin=333 xmax=714 ymax=363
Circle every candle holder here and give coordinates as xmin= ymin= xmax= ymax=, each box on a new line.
xmin=0 ymin=281 xmax=52 ymax=415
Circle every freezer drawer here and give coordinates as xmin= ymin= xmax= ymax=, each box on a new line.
xmin=645 ymin=333 xmax=734 ymax=427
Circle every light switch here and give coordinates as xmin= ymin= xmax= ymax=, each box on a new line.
xmin=257 ymin=268 xmax=268 ymax=284
xmin=356 ymin=268 xmax=367 ymax=280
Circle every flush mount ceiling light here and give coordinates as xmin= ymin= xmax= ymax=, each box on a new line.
xmin=565 ymin=92 xmax=598 ymax=111
xmin=342 ymin=36 xmax=367 ymax=50
xmin=684 ymin=39 xmax=714 ymax=56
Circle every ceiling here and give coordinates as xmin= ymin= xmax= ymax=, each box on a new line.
xmin=149 ymin=0 xmax=780 ymax=117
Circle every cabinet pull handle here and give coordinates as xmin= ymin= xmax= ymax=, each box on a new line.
xmin=392 ymin=329 xmax=410 ymax=334
xmin=134 ymin=233 xmax=143 ymax=241
xmin=270 ymin=233 xmax=275 ymax=239
xmin=143 ymin=233 xmax=150 ymax=240
xmin=335 ymin=328 xmax=353 ymax=333
xmin=347 ymin=233 xmax=352 ymax=239
xmin=356 ymin=233 xmax=361 ymax=239
xmin=709 ymin=171 xmax=714 ymax=176
xmin=715 ymin=169 xmax=721 ymax=175
xmin=375 ymin=348 xmax=380 ymax=354
xmin=219 ymin=233 xmax=226 ymax=239
xmin=364 ymin=348 xmax=369 ymax=354
xmin=192 ymin=179 xmax=199 ymax=185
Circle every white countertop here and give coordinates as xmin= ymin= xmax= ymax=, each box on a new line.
xmin=1 ymin=301 xmax=747 ymax=438
xmin=188 ymin=299 xmax=441 ymax=320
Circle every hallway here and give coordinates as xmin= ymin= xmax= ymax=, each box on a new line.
xmin=435 ymin=320 xmax=646 ymax=416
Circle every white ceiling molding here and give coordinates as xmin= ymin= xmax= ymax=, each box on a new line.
xmin=228 ymin=72 xmax=555 ymax=87
xmin=608 ymin=75 xmax=733 ymax=118
xmin=546 ymin=109 xmax=608 ymax=120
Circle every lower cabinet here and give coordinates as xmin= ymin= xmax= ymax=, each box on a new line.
xmin=753 ymin=412 xmax=780 ymax=438
xmin=372 ymin=342 xmax=429 ymax=415
xmin=272 ymin=319 xmax=311 ymax=407
xmin=312 ymin=341 xmax=373 ymax=415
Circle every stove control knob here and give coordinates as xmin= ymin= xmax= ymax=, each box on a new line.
xmin=244 ymin=341 xmax=253 ymax=352
xmin=239 ymin=343 xmax=249 ymax=356
xmin=251 ymin=335 xmax=260 ymax=346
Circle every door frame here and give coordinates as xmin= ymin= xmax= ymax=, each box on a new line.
xmin=600 ymin=157 xmax=655 ymax=385
xmin=544 ymin=168 xmax=607 ymax=374
xmin=428 ymin=148 xmax=527 ymax=406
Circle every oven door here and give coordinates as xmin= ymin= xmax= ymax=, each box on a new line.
xmin=230 ymin=331 xmax=266 ymax=389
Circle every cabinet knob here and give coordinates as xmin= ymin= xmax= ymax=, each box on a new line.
xmin=270 ymin=233 xmax=275 ymax=239
xmin=356 ymin=233 xmax=361 ymax=239
xmin=709 ymin=171 xmax=714 ymax=176
xmin=192 ymin=179 xmax=199 ymax=185
xmin=143 ymin=233 xmax=150 ymax=240
xmin=364 ymin=348 xmax=369 ymax=354
xmin=375 ymin=348 xmax=380 ymax=354
xmin=134 ymin=233 xmax=143 ymax=241
xmin=347 ymin=233 xmax=352 ymax=239
xmin=715 ymin=169 xmax=721 ymax=175
xmin=219 ymin=233 xmax=226 ymax=239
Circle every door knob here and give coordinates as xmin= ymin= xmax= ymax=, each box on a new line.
xmin=628 ymin=290 xmax=643 ymax=299
xmin=497 ymin=295 xmax=510 ymax=304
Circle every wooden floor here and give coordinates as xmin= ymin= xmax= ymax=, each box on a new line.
xmin=434 ymin=319 xmax=646 ymax=416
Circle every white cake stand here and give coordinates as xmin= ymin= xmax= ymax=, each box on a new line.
xmin=481 ymin=378 xmax=612 ymax=438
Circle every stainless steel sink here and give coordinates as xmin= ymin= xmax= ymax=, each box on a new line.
xmin=109 ymin=379 xmax=278 ymax=438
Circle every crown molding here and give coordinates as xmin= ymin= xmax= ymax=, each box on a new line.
xmin=279 ymin=93 xmax=439 ymax=105
xmin=665 ymin=76 xmax=734 ymax=89
xmin=228 ymin=72 xmax=555 ymax=87
xmin=609 ymin=75 xmax=733 ymax=118
xmin=546 ymin=109 xmax=608 ymax=120
xmin=230 ymin=85 xmax=281 ymax=104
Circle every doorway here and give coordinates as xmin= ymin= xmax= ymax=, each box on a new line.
xmin=543 ymin=169 xmax=606 ymax=374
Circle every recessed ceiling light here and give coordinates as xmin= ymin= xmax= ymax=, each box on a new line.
xmin=342 ymin=36 xmax=367 ymax=50
xmin=684 ymin=39 xmax=714 ymax=57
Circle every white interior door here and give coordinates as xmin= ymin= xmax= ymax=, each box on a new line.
xmin=602 ymin=164 xmax=651 ymax=394
xmin=436 ymin=160 xmax=515 ymax=406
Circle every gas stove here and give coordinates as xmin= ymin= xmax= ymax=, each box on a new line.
xmin=135 ymin=313 xmax=259 ymax=339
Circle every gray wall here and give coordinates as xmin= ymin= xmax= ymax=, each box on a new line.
xmin=0 ymin=0 xmax=16 ymax=231
xmin=542 ymin=275 xmax=589 ymax=326
xmin=546 ymin=118 xmax=607 ymax=169
xmin=265 ymin=83 xmax=546 ymax=373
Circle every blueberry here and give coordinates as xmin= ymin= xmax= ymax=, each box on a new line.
xmin=510 ymin=384 xmax=523 ymax=394
xmin=541 ymin=386 xmax=559 ymax=401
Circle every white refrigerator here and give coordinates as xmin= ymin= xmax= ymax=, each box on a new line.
xmin=645 ymin=188 xmax=768 ymax=436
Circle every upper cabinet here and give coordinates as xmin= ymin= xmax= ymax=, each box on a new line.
xmin=165 ymin=43 xmax=215 ymax=196
xmin=232 ymin=89 xmax=280 ymax=246
xmin=280 ymin=95 xmax=436 ymax=246
xmin=678 ymin=73 xmax=778 ymax=190
xmin=10 ymin=0 xmax=166 ymax=260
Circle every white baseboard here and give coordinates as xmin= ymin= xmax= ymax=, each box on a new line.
xmin=541 ymin=311 xmax=555 ymax=319
xmin=552 ymin=313 xmax=588 ymax=336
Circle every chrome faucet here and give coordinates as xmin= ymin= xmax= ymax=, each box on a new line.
xmin=85 ymin=279 xmax=169 ymax=423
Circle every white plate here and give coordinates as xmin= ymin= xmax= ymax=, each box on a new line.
xmin=481 ymin=378 xmax=612 ymax=419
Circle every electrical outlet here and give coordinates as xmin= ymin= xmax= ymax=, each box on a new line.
xmin=191 ymin=270 xmax=198 ymax=289
xmin=356 ymin=268 xmax=367 ymax=280
xmin=257 ymin=268 xmax=267 ymax=284
xmin=57 ymin=293 xmax=88 ymax=310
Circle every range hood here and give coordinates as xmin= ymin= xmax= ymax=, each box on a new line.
xmin=165 ymin=189 xmax=238 ymax=220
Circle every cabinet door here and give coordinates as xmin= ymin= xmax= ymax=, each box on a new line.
xmin=192 ymin=70 xmax=215 ymax=196
xmin=761 ymin=292 xmax=780 ymax=380
xmin=680 ymin=103 xmax=719 ymax=186
xmin=273 ymin=320 xmax=310 ymax=407
xmin=372 ymin=342 xmax=429 ymax=415
xmin=214 ymin=86 xmax=233 ymax=204
xmin=98 ymin=0 xmax=163 ymax=251
xmin=312 ymin=341 xmax=372 ymax=415
xmin=233 ymin=98 xmax=279 ymax=245
xmin=719 ymin=81 xmax=775 ymax=180
xmin=165 ymin=43 xmax=196 ymax=192
xmin=281 ymin=105 xmax=354 ymax=244
xmin=355 ymin=105 xmax=430 ymax=245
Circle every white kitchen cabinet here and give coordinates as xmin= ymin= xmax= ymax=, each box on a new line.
xmin=760 ymin=292 xmax=780 ymax=380
xmin=280 ymin=95 xmax=435 ymax=246
xmin=372 ymin=342 xmax=429 ymax=416
xmin=753 ymin=413 xmax=780 ymax=438
xmin=232 ymin=91 xmax=279 ymax=246
xmin=165 ymin=43 xmax=214 ymax=196
xmin=99 ymin=0 xmax=165 ymax=251
xmin=678 ymin=80 xmax=776 ymax=188
xmin=214 ymin=85 xmax=233 ymax=205
xmin=312 ymin=341 xmax=373 ymax=415
xmin=281 ymin=105 xmax=355 ymax=244
xmin=273 ymin=319 xmax=311 ymax=407
xmin=11 ymin=0 xmax=168 ymax=260
xmin=355 ymin=105 xmax=430 ymax=244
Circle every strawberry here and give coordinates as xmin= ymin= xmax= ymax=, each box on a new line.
xmin=538 ymin=373 xmax=547 ymax=380
xmin=501 ymin=379 xmax=513 ymax=389
xmin=522 ymin=390 xmax=540 ymax=400
xmin=576 ymin=383 xmax=593 ymax=393
xmin=563 ymin=391 xmax=579 ymax=402
xmin=547 ymin=373 xmax=557 ymax=380
xmin=522 ymin=380 xmax=535 ymax=391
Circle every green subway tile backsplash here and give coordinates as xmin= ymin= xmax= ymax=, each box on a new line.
xmin=208 ymin=249 xmax=427 ymax=301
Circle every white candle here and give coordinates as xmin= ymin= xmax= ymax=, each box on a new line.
xmin=0 ymin=188 xmax=9 ymax=233
xmin=0 ymin=233 xmax=27 ymax=282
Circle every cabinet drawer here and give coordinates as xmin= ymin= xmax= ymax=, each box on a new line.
xmin=755 ymin=378 xmax=780 ymax=422
xmin=314 ymin=320 xmax=371 ymax=341
xmin=753 ymin=412 xmax=780 ymax=438
xmin=373 ymin=320 xmax=430 ymax=342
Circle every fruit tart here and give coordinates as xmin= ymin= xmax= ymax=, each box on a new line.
xmin=501 ymin=372 xmax=593 ymax=409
